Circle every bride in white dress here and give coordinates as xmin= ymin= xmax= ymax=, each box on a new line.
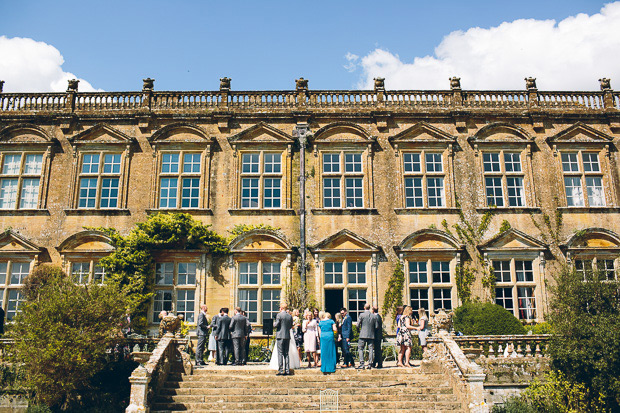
xmin=269 ymin=329 xmax=301 ymax=370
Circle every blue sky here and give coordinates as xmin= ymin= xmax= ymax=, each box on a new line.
xmin=1 ymin=0 xmax=618 ymax=91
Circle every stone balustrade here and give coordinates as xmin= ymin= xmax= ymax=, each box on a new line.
xmin=453 ymin=334 xmax=551 ymax=360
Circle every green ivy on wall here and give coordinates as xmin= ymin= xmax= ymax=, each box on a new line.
xmin=382 ymin=261 xmax=405 ymax=326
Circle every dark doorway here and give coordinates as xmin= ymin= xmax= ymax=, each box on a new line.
xmin=324 ymin=289 xmax=344 ymax=318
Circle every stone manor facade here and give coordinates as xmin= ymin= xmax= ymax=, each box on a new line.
xmin=0 ymin=77 xmax=619 ymax=332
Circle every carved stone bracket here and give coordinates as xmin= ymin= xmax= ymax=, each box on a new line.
xmin=372 ymin=111 xmax=391 ymax=131
xmin=214 ymin=113 xmax=232 ymax=131
xmin=57 ymin=115 xmax=76 ymax=133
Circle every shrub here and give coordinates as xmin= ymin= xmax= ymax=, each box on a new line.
xmin=453 ymin=302 xmax=526 ymax=335
xmin=491 ymin=396 xmax=539 ymax=413
xmin=526 ymin=321 xmax=554 ymax=335
xmin=524 ymin=371 xmax=606 ymax=413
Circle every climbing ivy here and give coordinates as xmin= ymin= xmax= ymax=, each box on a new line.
xmin=227 ymin=223 xmax=281 ymax=240
xmin=382 ymin=262 xmax=405 ymax=326
xmin=499 ymin=219 xmax=512 ymax=233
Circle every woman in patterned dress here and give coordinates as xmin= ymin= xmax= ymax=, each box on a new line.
xmin=396 ymin=306 xmax=416 ymax=367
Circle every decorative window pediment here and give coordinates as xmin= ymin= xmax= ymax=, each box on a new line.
xmin=563 ymin=228 xmax=620 ymax=252
xmin=69 ymin=124 xmax=135 ymax=149
xmin=58 ymin=230 xmax=115 ymax=254
xmin=562 ymin=228 xmax=620 ymax=281
xmin=395 ymin=229 xmax=462 ymax=254
xmin=228 ymin=122 xmax=295 ymax=151
xmin=389 ymin=122 xmax=455 ymax=151
xmin=470 ymin=122 xmax=532 ymax=145
xmin=479 ymin=228 xmax=547 ymax=253
xmin=547 ymin=123 xmax=613 ymax=148
xmin=0 ymin=124 xmax=54 ymax=147
xmin=311 ymin=122 xmax=375 ymax=150
xmin=310 ymin=229 xmax=380 ymax=254
xmin=229 ymin=229 xmax=293 ymax=253
xmin=0 ymin=230 xmax=41 ymax=256
xmin=150 ymin=123 xmax=214 ymax=148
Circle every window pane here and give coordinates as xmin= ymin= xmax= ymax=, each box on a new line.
xmin=181 ymin=178 xmax=200 ymax=208
xmin=516 ymin=260 xmax=534 ymax=282
xmin=432 ymin=261 xmax=450 ymax=283
xmin=72 ymin=262 xmax=90 ymax=284
xmin=262 ymin=289 xmax=281 ymax=322
xmin=433 ymin=288 xmax=452 ymax=312
xmin=82 ymin=154 xmax=100 ymax=174
xmin=155 ymin=263 xmax=174 ymax=285
xmin=485 ymin=177 xmax=504 ymax=207
xmin=2 ymin=154 xmax=21 ymax=175
xmin=410 ymin=288 xmax=429 ymax=312
xmin=347 ymin=262 xmax=366 ymax=284
xmin=324 ymin=262 xmax=343 ymax=284
xmin=582 ymin=153 xmax=600 ymax=173
xmin=7 ymin=290 xmax=24 ymax=320
xmin=161 ymin=153 xmax=179 ymax=173
xmin=575 ymin=259 xmax=592 ymax=280
xmin=242 ymin=153 xmax=259 ymax=173
xmin=344 ymin=153 xmax=362 ymax=173
xmin=183 ymin=153 xmax=201 ymax=173
xmin=483 ymin=153 xmax=500 ymax=172
xmin=239 ymin=262 xmax=258 ymax=285
xmin=263 ymin=178 xmax=281 ymax=208
xmin=178 ymin=262 xmax=196 ymax=285
xmin=504 ymin=153 xmax=522 ymax=172
xmin=409 ymin=261 xmax=427 ymax=284
xmin=241 ymin=178 xmax=259 ymax=208
xmin=517 ymin=287 xmax=536 ymax=319
xmin=495 ymin=287 xmax=514 ymax=312
xmin=153 ymin=290 xmax=173 ymax=322
xmin=345 ymin=178 xmax=363 ymax=208
xmin=403 ymin=153 xmax=421 ymax=173
xmin=103 ymin=154 xmax=121 ymax=174
xmin=159 ymin=178 xmax=178 ymax=208
xmin=427 ymin=177 xmax=445 ymax=207
xmin=561 ymin=153 xmax=579 ymax=172
xmin=323 ymin=178 xmax=341 ymax=208
xmin=262 ymin=262 xmax=281 ymax=285
xmin=404 ymin=177 xmax=423 ymax=208
xmin=100 ymin=178 xmax=119 ymax=208
xmin=94 ymin=265 xmax=106 ymax=284
xmin=238 ymin=289 xmax=258 ymax=323
xmin=0 ymin=179 xmax=18 ymax=209
xmin=10 ymin=262 xmax=29 ymax=285
xmin=264 ymin=153 xmax=282 ymax=174
xmin=348 ymin=289 xmax=366 ymax=322
xmin=507 ymin=177 xmax=525 ymax=207
xmin=493 ymin=261 xmax=511 ymax=282
xmin=425 ymin=153 xmax=443 ymax=173
xmin=177 ymin=290 xmax=195 ymax=322
xmin=597 ymin=259 xmax=616 ymax=281
xmin=586 ymin=177 xmax=605 ymax=207
xmin=79 ymin=178 xmax=98 ymax=208
xmin=19 ymin=178 xmax=40 ymax=209
xmin=24 ymin=154 xmax=43 ymax=175
xmin=323 ymin=153 xmax=340 ymax=173
xmin=0 ymin=263 xmax=6 ymax=285
xmin=564 ymin=177 xmax=584 ymax=207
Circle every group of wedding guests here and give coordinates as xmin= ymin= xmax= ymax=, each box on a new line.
xmin=395 ymin=305 xmax=429 ymax=367
xmin=195 ymin=305 xmax=252 ymax=366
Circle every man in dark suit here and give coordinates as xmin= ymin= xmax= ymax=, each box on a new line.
xmin=339 ymin=307 xmax=354 ymax=367
xmin=195 ymin=304 xmax=209 ymax=366
xmin=371 ymin=306 xmax=383 ymax=369
xmin=356 ymin=303 xmax=375 ymax=369
xmin=230 ymin=307 xmax=250 ymax=365
xmin=211 ymin=308 xmax=222 ymax=364
xmin=274 ymin=304 xmax=293 ymax=375
xmin=215 ymin=308 xmax=232 ymax=365
xmin=241 ymin=310 xmax=252 ymax=364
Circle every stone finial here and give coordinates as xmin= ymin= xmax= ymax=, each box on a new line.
xmin=142 ymin=78 xmax=154 ymax=91
xmin=67 ymin=79 xmax=79 ymax=92
xmin=525 ymin=77 xmax=537 ymax=90
xmin=599 ymin=78 xmax=611 ymax=90
xmin=219 ymin=77 xmax=231 ymax=91
xmin=449 ymin=77 xmax=461 ymax=90
xmin=0 ymin=81 xmax=4 ymax=93
xmin=373 ymin=77 xmax=385 ymax=92
xmin=295 ymin=77 xmax=309 ymax=91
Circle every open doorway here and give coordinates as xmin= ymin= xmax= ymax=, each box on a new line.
xmin=324 ymin=289 xmax=344 ymax=317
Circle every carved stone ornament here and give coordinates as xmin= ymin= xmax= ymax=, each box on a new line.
xmin=142 ymin=78 xmax=154 ymax=91
xmin=160 ymin=314 xmax=184 ymax=337
xmin=599 ymin=78 xmax=611 ymax=90
xmin=295 ymin=77 xmax=309 ymax=91
xmin=220 ymin=77 xmax=231 ymax=91
xmin=525 ymin=77 xmax=537 ymax=90
xmin=449 ymin=77 xmax=461 ymax=90
xmin=66 ymin=79 xmax=79 ymax=92
xmin=373 ymin=77 xmax=385 ymax=91
xmin=431 ymin=309 xmax=453 ymax=334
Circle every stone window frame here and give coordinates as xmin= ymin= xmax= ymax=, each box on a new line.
xmin=559 ymin=150 xmax=607 ymax=208
xmin=75 ymin=151 xmax=125 ymax=209
xmin=155 ymin=150 xmax=205 ymax=209
xmin=149 ymin=123 xmax=214 ymax=212
xmin=68 ymin=124 xmax=135 ymax=211
xmin=481 ymin=150 xmax=527 ymax=208
xmin=320 ymin=150 xmax=366 ymax=209
xmin=563 ymin=228 xmax=620 ymax=283
xmin=469 ymin=123 xmax=537 ymax=211
xmin=0 ymin=124 xmax=55 ymax=212
xmin=58 ymin=230 xmax=116 ymax=287
xmin=388 ymin=122 xmax=458 ymax=211
xmin=238 ymin=150 xmax=284 ymax=209
xmin=235 ymin=259 xmax=284 ymax=324
xmin=321 ymin=258 xmax=370 ymax=322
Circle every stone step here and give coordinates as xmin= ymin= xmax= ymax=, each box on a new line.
xmin=174 ymin=372 xmax=436 ymax=381
xmin=151 ymin=410 xmax=463 ymax=413
xmin=186 ymin=367 xmax=421 ymax=376
xmin=160 ymin=385 xmax=456 ymax=396
xmin=166 ymin=380 xmax=451 ymax=389
xmin=155 ymin=393 xmax=460 ymax=404
xmin=151 ymin=400 xmax=464 ymax=411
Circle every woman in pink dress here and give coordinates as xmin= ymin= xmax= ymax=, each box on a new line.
xmin=302 ymin=309 xmax=319 ymax=368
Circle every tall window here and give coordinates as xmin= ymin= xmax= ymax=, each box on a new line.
xmin=323 ymin=260 xmax=368 ymax=321
xmin=402 ymin=152 xmax=445 ymax=208
xmin=561 ymin=152 xmax=605 ymax=207
xmin=0 ymin=262 xmax=30 ymax=320
xmin=239 ymin=152 xmax=282 ymax=209
xmin=159 ymin=152 xmax=202 ymax=209
xmin=77 ymin=152 xmax=122 ymax=209
xmin=493 ymin=259 xmax=536 ymax=320
xmin=575 ymin=258 xmax=617 ymax=281
xmin=237 ymin=261 xmax=282 ymax=323
xmin=0 ymin=153 xmax=43 ymax=209
xmin=408 ymin=260 xmax=453 ymax=313
xmin=70 ymin=260 xmax=107 ymax=285
xmin=152 ymin=261 xmax=197 ymax=323
xmin=322 ymin=152 xmax=364 ymax=208
xmin=482 ymin=152 xmax=525 ymax=207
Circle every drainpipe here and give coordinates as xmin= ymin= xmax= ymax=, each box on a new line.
xmin=293 ymin=123 xmax=310 ymax=284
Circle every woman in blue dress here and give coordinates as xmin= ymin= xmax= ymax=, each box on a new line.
xmin=319 ymin=312 xmax=338 ymax=374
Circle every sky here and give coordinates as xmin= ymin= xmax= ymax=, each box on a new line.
xmin=0 ymin=0 xmax=619 ymax=92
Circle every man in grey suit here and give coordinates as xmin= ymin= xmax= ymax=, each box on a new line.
xmin=230 ymin=307 xmax=250 ymax=365
xmin=371 ymin=306 xmax=383 ymax=369
xmin=195 ymin=304 xmax=209 ymax=366
xmin=274 ymin=304 xmax=293 ymax=375
xmin=211 ymin=308 xmax=222 ymax=364
xmin=356 ymin=303 xmax=375 ymax=369
xmin=215 ymin=308 xmax=232 ymax=365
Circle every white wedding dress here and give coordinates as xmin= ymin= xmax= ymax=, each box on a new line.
xmin=269 ymin=329 xmax=301 ymax=370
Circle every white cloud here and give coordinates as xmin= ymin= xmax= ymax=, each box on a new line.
xmin=343 ymin=52 xmax=359 ymax=73
xmin=352 ymin=2 xmax=620 ymax=90
xmin=0 ymin=36 xmax=100 ymax=93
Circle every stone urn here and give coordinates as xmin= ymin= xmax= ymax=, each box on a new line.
xmin=159 ymin=313 xmax=184 ymax=337
xmin=431 ymin=309 xmax=454 ymax=334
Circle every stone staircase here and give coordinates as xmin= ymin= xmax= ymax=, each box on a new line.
xmin=151 ymin=365 xmax=467 ymax=412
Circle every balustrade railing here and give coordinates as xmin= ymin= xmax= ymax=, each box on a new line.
xmin=613 ymin=92 xmax=620 ymax=110
xmin=152 ymin=91 xmax=220 ymax=109
xmin=384 ymin=91 xmax=451 ymax=107
xmin=463 ymin=91 xmax=528 ymax=108
xmin=227 ymin=91 xmax=297 ymax=108
xmin=538 ymin=91 xmax=605 ymax=109
xmin=453 ymin=334 xmax=550 ymax=359
xmin=75 ymin=92 xmax=143 ymax=111
xmin=0 ymin=93 xmax=66 ymax=111
xmin=308 ymin=90 xmax=376 ymax=107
